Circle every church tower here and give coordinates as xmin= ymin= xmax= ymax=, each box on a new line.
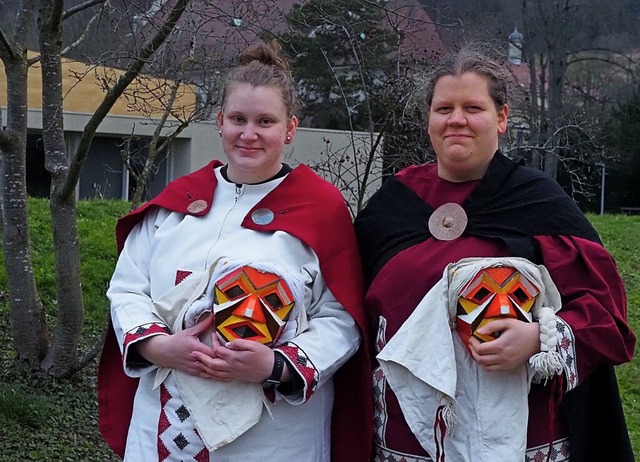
xmin=508 ymin=26 xmax=524 ymax=65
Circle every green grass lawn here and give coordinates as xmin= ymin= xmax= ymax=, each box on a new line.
xmin=589 ymin=213 xmax=640 ymax=457
xmin=0 ymin=202 xmax=638 ymax=461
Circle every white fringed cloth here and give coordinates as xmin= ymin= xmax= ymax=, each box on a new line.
xmin=377 ymin=257 xmax=562 ymax=462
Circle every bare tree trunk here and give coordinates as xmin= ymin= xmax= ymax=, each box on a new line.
xmin=0 ymin=38 xmax=50 ymax=368
xmin=544 ymin=47 xmax=567 ymax=179
xmin=38 ymin=0 xmax=85 ymax=375
xmin=537 ymin=52 xmax=550 ymax=173
xmin=1 ymin=0 xmax=191 ymax=377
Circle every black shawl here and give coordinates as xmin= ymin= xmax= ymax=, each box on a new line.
xmin=354 ymin=152 xmax=634 ymax=462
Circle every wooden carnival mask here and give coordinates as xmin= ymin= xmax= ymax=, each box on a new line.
xmin=456 ymin=266 xmax=539 ymax=344
xmin=213 ymin=266 xmax=295 ymax=346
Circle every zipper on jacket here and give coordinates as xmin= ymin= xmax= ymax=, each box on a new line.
xmin=204 ymin=183 xmax=244 ymax=269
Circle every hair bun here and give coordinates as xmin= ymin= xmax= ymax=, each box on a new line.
xmin=238 ymin=40 xmax=291 ymax=74
xmin=220 ymin=39 xmax=298 ymax=117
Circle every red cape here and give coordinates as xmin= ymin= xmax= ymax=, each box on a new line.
xmin=98 ymin=161 xmax=373 ymax=461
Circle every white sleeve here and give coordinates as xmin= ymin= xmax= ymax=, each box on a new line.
xmin=275 ymin=260 xmax=360 ymax=404
xmin=107 ymin=208 xmax=171 ymax=377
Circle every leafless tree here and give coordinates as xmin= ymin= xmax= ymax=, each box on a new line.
xmin=286 ymin=0 xmax=442 ymax=216
xmin=115 ymin=0 xmax=298 ymax=208
xmin=416 ymin=0 xmax=640 ymax=207
xmin=0 ymin=0 xmax=191 ymax=377
xmin=118 ymin=69 xmax=221 ymax=210
xmin=518 ymin=0 xmax=639 ymax=182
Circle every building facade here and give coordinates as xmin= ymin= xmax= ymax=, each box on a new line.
xmin=0 ymin=52 xmax=380 ymax=213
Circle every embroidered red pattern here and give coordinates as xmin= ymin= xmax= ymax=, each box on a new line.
xmin=175 ymin=270 xmax=193 ymax=285
xmin=278 ymin=343 xmax=318 ymax=401
xmin=123 ymin=323 xmax=171 ymax=353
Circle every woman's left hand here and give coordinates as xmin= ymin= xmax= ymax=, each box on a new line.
xmin=467 ymin=318 xmax=540 ymax=372
xmin=191 ymin=333 xmax=274 ymax=383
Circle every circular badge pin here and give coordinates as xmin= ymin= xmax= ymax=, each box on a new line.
xmin=251 ymin=208 xmax=275 ymax=225
xmin=428 ymin=202 xmax=468 ymax=241
xmin=187 ymin=199 xmax=208 ymax=214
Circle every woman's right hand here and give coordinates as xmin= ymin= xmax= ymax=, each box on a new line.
xmin=135 ymin=316 xmax=217 ymax=376
xmin=467 ymin=318 xmax=540 ymax=372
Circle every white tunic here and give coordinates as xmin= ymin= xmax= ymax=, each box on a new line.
xmin=108 ymin=167 xmax=360 ymax=462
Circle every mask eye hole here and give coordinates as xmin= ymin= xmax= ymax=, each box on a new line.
xmin=470 ymin=287 xmax=491 ymax=304
xmin=512 ymin=287 xmax=530 ymax=304
xmin=263 ymin=293 xmax=283 ymax=310
xmin=224 ymin=285 xmax=245 ymax=300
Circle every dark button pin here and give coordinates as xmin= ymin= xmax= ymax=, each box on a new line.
xmin=187 ymin=199 xmax=208 ymax=214
xmin=251 ymin=208 xmax=274 ymax=225
xmin=428 ymin=202 xmax=468 ymax=241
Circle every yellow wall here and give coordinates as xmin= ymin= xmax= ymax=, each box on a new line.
xmin=0 ymin=51 xmax=197 ymax=117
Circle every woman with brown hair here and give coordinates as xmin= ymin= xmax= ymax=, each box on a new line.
xmin=355 ymin=43 xmax=635 ymax=462
xmin=99 ymin=40 xmax=372 ymax=462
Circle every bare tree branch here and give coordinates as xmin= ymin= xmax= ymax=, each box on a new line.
xmin=63 ymin=0 xmax=191 ymax=199
xmin=48 ymin=0 xmax=66 ymax=32
xmin=153 ymin=79 xmax=182 ymax=137
xmin=62 ymin=0 xmax=108 ymax=21
xmin=0 ymin=0 xmax=37 ymax=59
xmin=68 ymin=312 xmax=111 ymax=376
xmin=0 ymin=28 xmax=15 ymax=59
xmin=61 ymin=1 xmax=110 ymax=56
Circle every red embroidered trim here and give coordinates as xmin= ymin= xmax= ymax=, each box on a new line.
xmin=158 ymin=384 xmax=172 ymax=435
xmin=175 ymin=270 xmax=192 ymax=285
xmin=124 ymin=323 xmax=171 ymax=350
xmin=434 ymin=405 xmax=448 ymax=462
xmin=195 ymin=448 xmax=210 ymax=462
xmin=278 ymin=343 xmax=318 ymax=401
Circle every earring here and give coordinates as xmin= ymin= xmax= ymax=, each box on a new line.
xmin=285 ymin=135 xmax=292 ymax=144
xmin=218 ymin=130 xmax=222 ymax=137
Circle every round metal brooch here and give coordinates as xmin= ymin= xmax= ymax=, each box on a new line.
xmin=251 ymin=208 xmax=275 ymax=225
xmin=428 ymin=202 xmax=468 ymax=241
xmin=187 ymin=199 xmax=208 ymax=214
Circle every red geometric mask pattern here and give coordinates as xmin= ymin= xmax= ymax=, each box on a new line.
xmin=213 ymin=266 xmax=295 ymax=347
xmin=456 ymin=266 xmax=539 ymax=343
